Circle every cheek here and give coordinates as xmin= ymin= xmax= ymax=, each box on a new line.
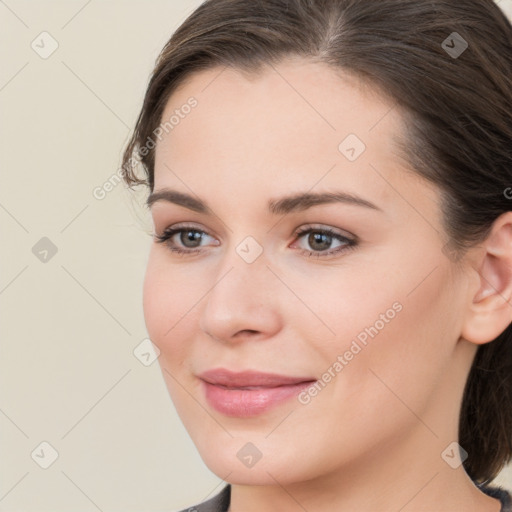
xmin=325 ymin=263 xmax=456 ymax=420
xmin=310 ymin=252 xmax=455 ymax=402
xmin=142 ymin=253 xmax=168 ymax=342
xmin=142 ymin=251 xmax=203 ymax=416
xmin=142 ymin=249 xmax=198 ymax=359
xmin=280 ymin=264 xmax=457 ymax=474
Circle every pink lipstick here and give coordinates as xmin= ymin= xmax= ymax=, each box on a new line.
xmin=198 ymin=368 xmax=316 ymax=417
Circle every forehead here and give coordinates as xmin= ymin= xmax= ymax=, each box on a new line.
xmin=157 ymin=57 xmax=397 ymax=152
xmin=153 ymin=57 xmax=430 ymax=213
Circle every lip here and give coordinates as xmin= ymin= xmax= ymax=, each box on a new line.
xmin=198 ymin=368 xmax=317 ymax=417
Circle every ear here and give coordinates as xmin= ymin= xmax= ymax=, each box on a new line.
xmin=461 ymin=211 xmax=512 ymax=345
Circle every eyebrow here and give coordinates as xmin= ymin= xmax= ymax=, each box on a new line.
xmin=146 ymin=188 xmax=382 ymax=215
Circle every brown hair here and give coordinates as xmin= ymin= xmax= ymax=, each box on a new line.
xmin=121 ymin=0 xmax=512 ymax=484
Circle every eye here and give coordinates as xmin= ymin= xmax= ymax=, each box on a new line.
xmin=292 ymin=226 xmax=357 ymax=258
xmin=154 ymin=223 xmax=357 ymax=259
xmin=154 ymin=224 xmax=218 ymax=255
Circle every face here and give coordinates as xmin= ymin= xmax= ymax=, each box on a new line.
xmin=144 ymin=58 xmax=473 ymax=486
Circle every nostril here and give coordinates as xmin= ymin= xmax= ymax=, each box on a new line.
xmin=236 ymin=329 xmax=259 ymax=337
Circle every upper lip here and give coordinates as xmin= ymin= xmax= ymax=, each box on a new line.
xmin=198 ymin=368 xmax=316 ymax=388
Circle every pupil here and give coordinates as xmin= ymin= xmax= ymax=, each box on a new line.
xmin=309 ymin=232 xmax=331 ymax=251
xmin=181 ymin=230 xmax=202 ymax=248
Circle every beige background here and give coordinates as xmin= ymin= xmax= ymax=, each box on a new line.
xmin=1 ymin=1 xmax=511 ymax=511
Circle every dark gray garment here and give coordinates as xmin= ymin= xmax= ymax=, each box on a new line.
xmin=178 ymin=485 xmax=230 ymax=512
xmin=178 ymin=483 xmax=512 ymax=511
xmin=480 ymin=484 xmax=512 ymax=512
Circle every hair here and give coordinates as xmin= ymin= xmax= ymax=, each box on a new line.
xmin=121 ymin=0 xmax=512 ymax=485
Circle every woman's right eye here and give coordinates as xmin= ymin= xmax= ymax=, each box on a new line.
xmin=154 ymin=226 xmax=218 ymax=255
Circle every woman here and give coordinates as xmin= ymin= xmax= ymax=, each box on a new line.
xmin=121 ymin=0 xmax=512 ymax=510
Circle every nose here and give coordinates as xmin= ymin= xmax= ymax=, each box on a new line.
xmin=199 ymin=248 xmax=282 ymax=344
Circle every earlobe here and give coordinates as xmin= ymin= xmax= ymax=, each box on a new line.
xmin=461 ymin=212 xmax=512 ymax=346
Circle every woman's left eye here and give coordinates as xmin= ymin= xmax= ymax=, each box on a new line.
xmin=154 ymin=225 xmax=357 ymax=258
xmin=292 ymin=227 xmax=357 ymax=258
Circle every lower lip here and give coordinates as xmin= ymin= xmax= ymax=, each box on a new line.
xmin=201 ymin=380 xmax=315 ymax=417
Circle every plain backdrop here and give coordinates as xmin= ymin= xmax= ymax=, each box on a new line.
xmin=1 ymin=1 xmax=512 ymax=511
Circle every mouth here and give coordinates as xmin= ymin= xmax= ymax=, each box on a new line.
xmin=198 ymin=368 xmax=317 ymax=417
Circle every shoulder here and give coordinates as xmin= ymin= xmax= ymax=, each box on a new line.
xmin=478 ymin=483 xmax=512 ymax=512
xmin=172 ymin=483 xmax=512 ymax=512
xmin=175 ymin=484 xmax=231 ymax=512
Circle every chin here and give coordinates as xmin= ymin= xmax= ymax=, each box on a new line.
xmin=203 ymin=455 xmax=290 ymax=486
xmin=194 ymin=436 xmax=319 ymax=486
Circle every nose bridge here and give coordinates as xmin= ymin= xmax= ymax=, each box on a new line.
xmin=208 ymin=237 xmax=271 ymax=312
xmin=199 ymin=235 xmax=280 ymax=340
xmin=216 ymin=231 xmax=269 ymax=288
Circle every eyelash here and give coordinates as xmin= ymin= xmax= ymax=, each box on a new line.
xmin=154 ymin=224 xmax=357 ymax=259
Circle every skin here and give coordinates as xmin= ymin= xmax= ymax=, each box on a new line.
xmin=144 ymin=57 xmax=512 ymax=511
